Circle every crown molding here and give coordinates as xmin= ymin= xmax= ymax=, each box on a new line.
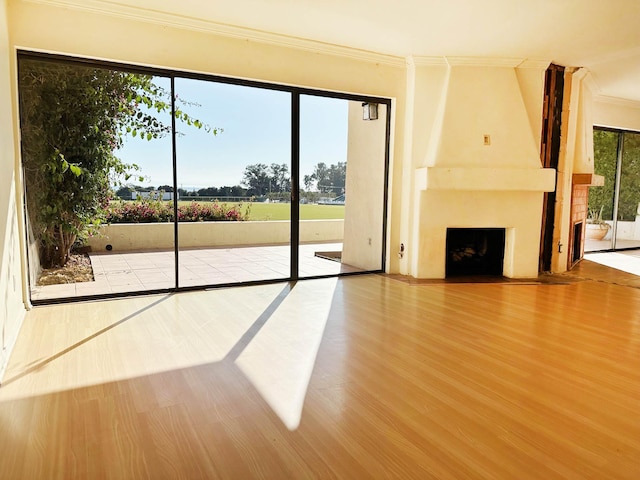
xmin=444 ymin=56 xmax=523 ymax=67
xmin=409 ymin=56 xmax=549 ymax=69
xmin=516 ymin=59 xmax=551 ymax=69
xmin=593 ymin=94 xmax=640 ymax=109
xmin=22 ymin=0 xmax=407 ymax=67
xmin=407 ymin=56 xmax=448 ymax=67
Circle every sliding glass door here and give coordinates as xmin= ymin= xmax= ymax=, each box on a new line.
xmin=298 ymin=95 xmax=386 ymax=277
xmin=613 ymin=131 xmax=640 ymax=250
xmin=587 ymin=128 xmax=640 ymax=252
xmin=174 ymin=79 xmax=291 ymax=287
xmin=18 ymin=52 xmax=390 ymax=304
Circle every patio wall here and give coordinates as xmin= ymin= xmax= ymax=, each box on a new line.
xmin=607 ymin=219 xmax=640 ymax=241
xmin=86 ymin=220 xmax=344 ymax=252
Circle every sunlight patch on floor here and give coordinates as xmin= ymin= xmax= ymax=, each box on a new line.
xmin=585 ymin=251 xmax=640 ymax=276
xmin=0 ymin=283 xmax=286 ymax=402
xmin=235 ymin=278 xmax=338 ymax=430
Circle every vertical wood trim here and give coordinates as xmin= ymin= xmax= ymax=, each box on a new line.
xmin=539 ymin=64 xmax=564 ymax=272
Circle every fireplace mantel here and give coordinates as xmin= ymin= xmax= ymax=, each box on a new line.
xmin=416 ymin=167 xmax=556 ymax=192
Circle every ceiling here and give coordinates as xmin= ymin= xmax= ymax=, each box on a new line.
xmin=35 ymin=0 xmax=640 ymax=102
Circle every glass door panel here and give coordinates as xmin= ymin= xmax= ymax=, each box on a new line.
xmin=19 ymin=56 xmax=174 ymax=301
xmin=586 ymin=129 xmax=617 ymax=252
xmin=175 ymin=79 xmax=291 ymax=287
xmin=299 ymin=96 xmax=386 ymax=277
xmin=106 ymin=75 xmax=176 ymax=295
xmin=613 ymin=132 xmax=640 ymax=249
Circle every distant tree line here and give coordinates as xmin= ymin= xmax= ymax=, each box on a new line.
xmin=115 ymin=184 xmax=248 ymax=199
xmin=115 ymin=161 xmax=347 ymax=201
xmin=304 ymin=162 xmax=346 ymax=194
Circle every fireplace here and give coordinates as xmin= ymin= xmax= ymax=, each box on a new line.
xmin=408 ymin=65 xmax=557 ymax=279
xmin=446 ymin=228 xmax=506 ymax=277
xmin=572 ymin=222 xmax=583 ymax=264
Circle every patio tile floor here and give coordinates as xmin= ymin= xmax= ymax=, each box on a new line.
xmin=31 ymin=243 xmax=356 ymax=301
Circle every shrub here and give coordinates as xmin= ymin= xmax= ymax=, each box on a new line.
xmin=105 ymin=199 xmax=249 ymax=223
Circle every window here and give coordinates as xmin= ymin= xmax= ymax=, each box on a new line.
xmin=18 ymin=52 xmax=391 ymax=304
xmin=587 ymin=127 xmax=640 ymax=252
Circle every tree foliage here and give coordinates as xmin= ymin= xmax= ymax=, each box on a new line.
xmin=241 ymin=163 xmax=290 ymax=196
xmin=18 ymin=58 xmax=219 ymax=267
xmin=304 ymin=161 xmax=346 ymax=194
xmin=188 ymin=185 xmax=248 ymax=198
xmin=618 ymin=132 xmax=640 ymax=220
xmin=589 ymin=129 xmax=640 ymax=221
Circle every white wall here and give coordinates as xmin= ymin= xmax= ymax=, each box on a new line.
xmin=342 ymin=102 xmax=387 ymax=270
xmin=0 ymin=0 xmax=26 ymax=381
xmin=515 ymin=65 xmax=546 ymax=152
xmin=431 ymin=66 xmax=541 ymax=169
xmin=402 ymin=61 xmax=449 ymax=275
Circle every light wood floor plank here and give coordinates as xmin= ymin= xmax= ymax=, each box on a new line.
xmin=1 ymin=264 xmax=639 ymax=479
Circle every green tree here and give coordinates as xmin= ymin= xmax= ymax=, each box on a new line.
xmin=304 ymin=161 xmax=346 ymax=194
xmin=589 ymin=130 xmax=618 ymax=221
xmin=618 ymin=132 xmax=640 ymax=220
xmin=218 ymin=185 xmax=247 ymax=197
xmin=242 ymin=163 xmax=271 ymax=196
xmin=19 ymin=58 xmax=219 ymax=267
xmin=115 ymin=185 xmax=134 ymax=200
xmin=269 ymin=163 xmax=291 ymax=193
xmin=589 ymin=130 xmax=640 ymax=221
xmin=328 ymin=162 xmax=346 ymax=194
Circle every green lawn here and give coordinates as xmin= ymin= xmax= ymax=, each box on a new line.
xmin=178 ymin=201 xmax=344 ymax=221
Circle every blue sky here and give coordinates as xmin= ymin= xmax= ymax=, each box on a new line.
xmin=118 ymin=77 xmax=349 ymax=190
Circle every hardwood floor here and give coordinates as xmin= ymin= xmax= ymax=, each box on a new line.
xmin=1 ymin=262 xmax=639 ymax=479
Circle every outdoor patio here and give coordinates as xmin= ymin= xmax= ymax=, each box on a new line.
xmin=585 ymin=237 xmax=640 ymax=252
xmin=31 ymin=242 xmax=356 ymax=301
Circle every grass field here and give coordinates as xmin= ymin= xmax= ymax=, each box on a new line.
xmin=178 ymin=201 xmax=344 ymax=221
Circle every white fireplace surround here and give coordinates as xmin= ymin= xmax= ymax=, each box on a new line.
xmin=416 ymin=167 xmax=556 ymax=192
xmin=409 ymin=64 xmax=557 ymax=279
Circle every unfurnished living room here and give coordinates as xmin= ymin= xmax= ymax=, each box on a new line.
xmin=1 ymin=1 xmax=639 ymax=478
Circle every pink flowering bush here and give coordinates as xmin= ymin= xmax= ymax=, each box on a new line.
xmin=106 ymin=199 xmax=248 ymax=223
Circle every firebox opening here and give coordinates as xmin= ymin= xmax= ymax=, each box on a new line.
xmin=446 ymin=228 xmax=506 ymax=277
xmin=572 ymin=222 xmax=583 ymax=264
